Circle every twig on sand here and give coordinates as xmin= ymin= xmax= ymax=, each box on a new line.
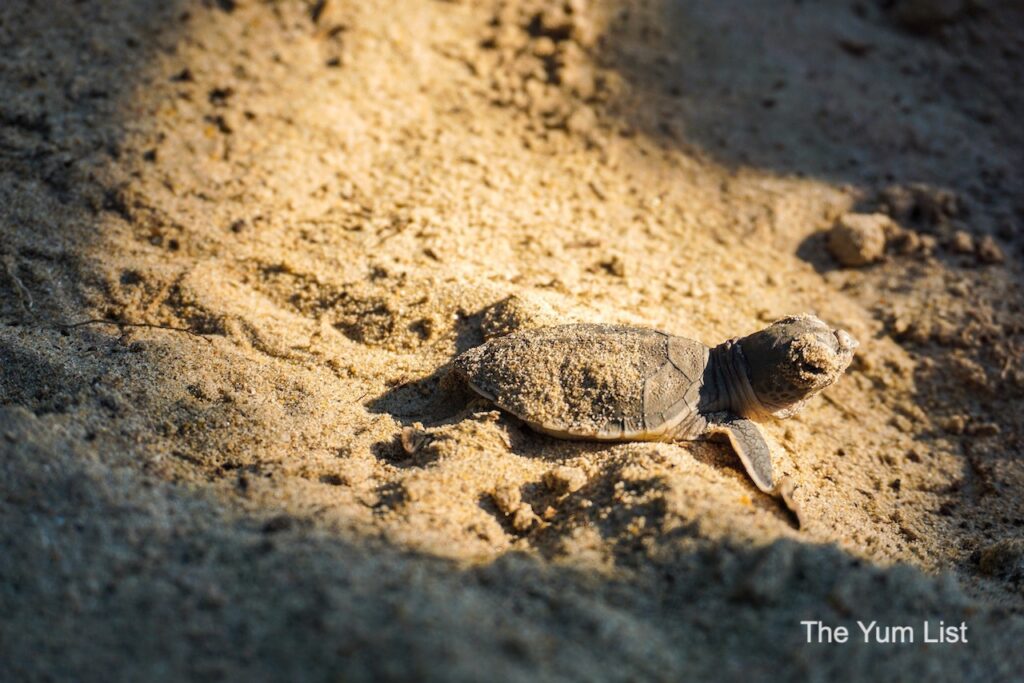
xmin=2 ymin=257 xmax=33 ymax=313
xmin=61 ymin=318 xmax=214 ymax=343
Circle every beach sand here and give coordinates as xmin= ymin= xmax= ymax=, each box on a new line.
xmin=2 ymin=0 xmax=1023 ymax=679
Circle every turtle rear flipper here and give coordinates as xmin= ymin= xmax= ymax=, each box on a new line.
xmin=775 ymin=475 xmax=804 ymax=528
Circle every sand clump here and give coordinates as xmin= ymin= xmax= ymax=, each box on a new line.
xmin=491 ymin=481 xmax=540 ymax=531
xmin=544 ymin=465 xmax=588 ymax=494
xmin=479 ymin=293 xmax=563 ymax=339
xmin=828 ymin=213 xmax=891 ymax=267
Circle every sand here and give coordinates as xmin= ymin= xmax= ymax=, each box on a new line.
xmin=2 ymin=0 xmax=1023 ymax=680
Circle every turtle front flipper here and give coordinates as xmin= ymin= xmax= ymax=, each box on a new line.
xmin=703 ymin=414 xmax=776 ymax=493
xmin=703 ymin=415 xmax=804 ymax=526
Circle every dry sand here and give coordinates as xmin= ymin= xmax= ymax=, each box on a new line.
xmin=1 ymin=0 xmax=1023 ymax=680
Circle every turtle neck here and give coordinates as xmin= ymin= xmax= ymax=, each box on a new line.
xmin=703 ymin=339 xmax=773 ymax=419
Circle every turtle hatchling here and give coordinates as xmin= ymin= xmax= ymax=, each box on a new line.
xmin=454 ymin=314 xmax=858 ymax=514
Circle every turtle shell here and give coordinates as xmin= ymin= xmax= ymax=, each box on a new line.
xmin=454 ymin=323 xmax=709 ymax=440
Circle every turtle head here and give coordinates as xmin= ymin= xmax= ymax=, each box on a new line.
xmin=737 ymin=314 xmax=858 ymax=418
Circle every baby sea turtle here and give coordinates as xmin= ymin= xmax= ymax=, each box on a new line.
xmin=454 ymin=314 xmax=857 ymax=510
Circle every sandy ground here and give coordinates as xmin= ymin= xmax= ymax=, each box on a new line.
xmin=2 ymin=0 xmax=1023 ymax=680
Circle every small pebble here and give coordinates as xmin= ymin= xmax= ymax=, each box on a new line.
xmin=492 ymin=483 xmax=521 ymax=515
xmin=880 ymin=183 xmax=959 ymax=227
xmin=511 ymin=505 xmax=539 ymax=532
xmin=948 ymin=230 xmax=975 ymax=255
xmin=966 ymin=422 xmax=1000 ymax=437
xmin=940 ymin=415 xmax=967 ymax=435
xmin=976 ymin=236 xmax=1005 ymax=264
xmin=401 ymin=424 xmax=429 ymax=455
xmin=543 ymin=466 xmax=588 ymax=494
